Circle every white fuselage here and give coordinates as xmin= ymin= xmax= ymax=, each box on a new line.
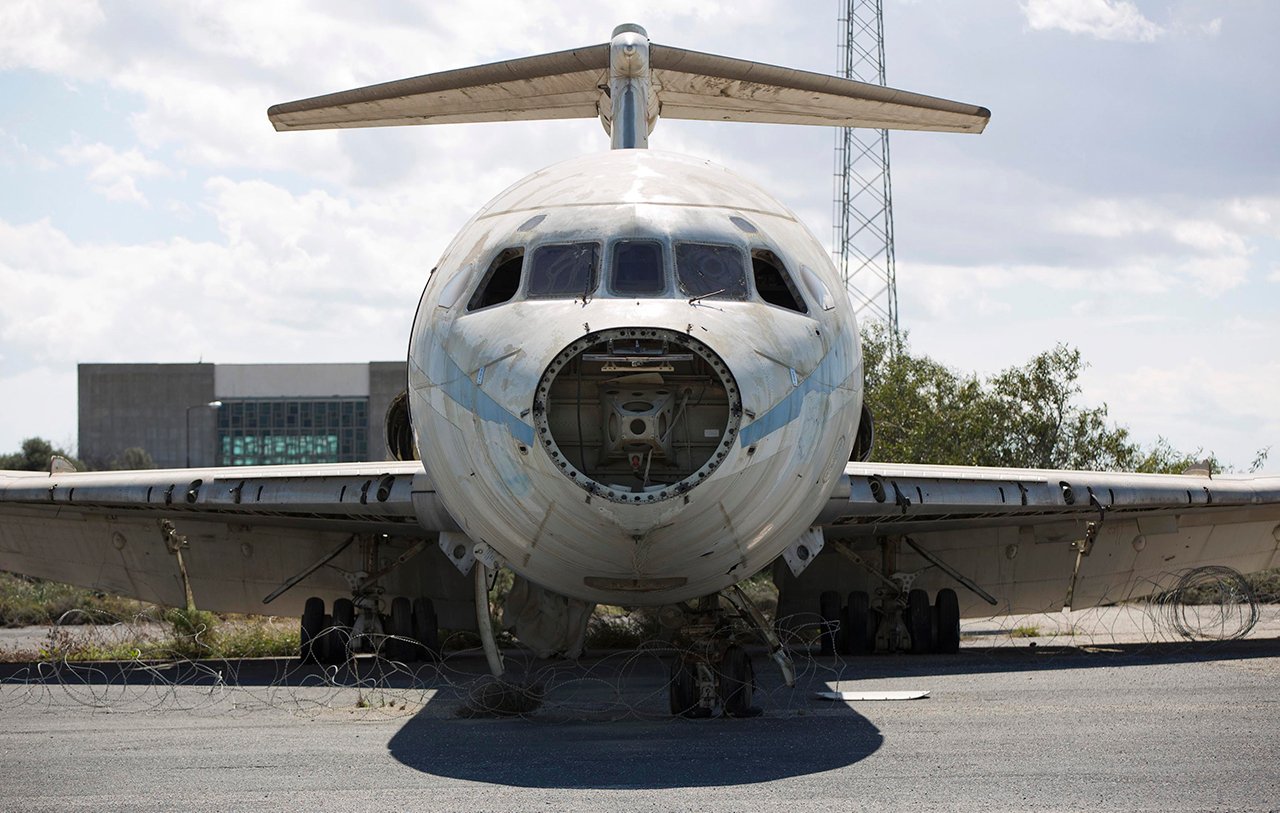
xmin=408 ymin=150 xmax=862 ymax=605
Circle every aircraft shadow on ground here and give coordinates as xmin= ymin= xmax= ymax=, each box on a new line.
xmin=387 ymin=709 xmax=883 ymax=789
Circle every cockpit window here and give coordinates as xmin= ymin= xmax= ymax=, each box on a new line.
xmin=752 ymin=250 xmax=808 ymax=314
xmin=674 ymin=243 xmax=748 ymax=300
xmin=467 ymin=247 xmax=524 ymax=311
xmin=527 ymin=242 xmax=599 ymax=299
xmin=611 ymin=240 xmax=665 ymax=295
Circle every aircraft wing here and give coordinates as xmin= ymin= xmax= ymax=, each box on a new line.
xmin=0 ymin=462 xmax=469 ymax=622
xmin=788 ymin=462 xmax=1280 ymax=617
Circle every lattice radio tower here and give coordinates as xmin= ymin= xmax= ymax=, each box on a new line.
xmin=833 ymin=0 xmax=898 ymax=335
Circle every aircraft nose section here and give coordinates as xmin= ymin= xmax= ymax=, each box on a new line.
xmin=531 ymin=326 xmax=742 ymax=504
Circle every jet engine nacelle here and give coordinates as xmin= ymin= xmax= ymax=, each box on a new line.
xmin=384 ymin=389 xmax=418 ymax=462
xmin=850 ymin=403 xmax=874 ymax=462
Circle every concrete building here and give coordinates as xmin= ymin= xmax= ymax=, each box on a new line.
xmin=78 ymin=362 xmax=406 ymax=469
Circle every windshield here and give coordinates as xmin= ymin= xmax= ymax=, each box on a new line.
xmin=526 ymin=242 xmax=599 ymax=298
xmin=675 ymin=243 xmax=748 ymax=299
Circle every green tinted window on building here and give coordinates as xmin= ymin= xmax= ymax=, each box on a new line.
xmin=217 ymin=399 xmax=367 ymax=465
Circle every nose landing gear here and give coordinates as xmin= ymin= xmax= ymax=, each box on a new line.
xmin=665 ymin=584 xmax=792 ymax=718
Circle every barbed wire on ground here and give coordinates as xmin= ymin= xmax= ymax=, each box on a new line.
xmin=0 ymin=566 xmax=1273 ymax=721
xmin=954 ymin=564 xmax=1267 ymax=649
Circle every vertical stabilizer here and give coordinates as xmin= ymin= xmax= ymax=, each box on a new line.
xmin=602 ymin=24 xmax=658 ymax=149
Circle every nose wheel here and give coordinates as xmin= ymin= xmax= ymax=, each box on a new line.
xmin=668 ymin=645 xmax=761 ymax=719
xmin=665 ymin=586 xmax=784 ymax=718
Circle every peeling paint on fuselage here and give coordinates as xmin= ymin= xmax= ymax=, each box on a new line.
xmin=408 ymin=150 xmax=862 ymax=606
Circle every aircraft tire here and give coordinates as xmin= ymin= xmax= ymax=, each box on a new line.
xmin=330 ymin=598 xmax=355 ymax=663
xmin=934 ymin=588 xmax=961 ymax=654
xmin=387 ymin=596 xmax=413 ymax=661
xmin=668 ymin=659 xmax=699 ymax=717
xmin=718 ymin=645 xmax=760 ymax=717
xmin=843 ymin=591 xmax=872 ymax=654
xmin=906 ymin=589 xmax=932 ymax=654
xmin=818 ymin=590 xmax=841 ymax=655
xmin=411 ymin=597 xmax=440 ymax=661
xmin=317 ymin=613 xmax=339 ymax=665
xmin=300 ymin=596 xmax=324 ymax=664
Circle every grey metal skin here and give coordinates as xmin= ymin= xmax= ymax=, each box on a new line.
xmin=1 ymin=26 xmax=1277 ymax=631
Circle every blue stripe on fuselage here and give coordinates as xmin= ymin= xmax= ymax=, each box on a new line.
xmin=437 ymin=354 xmax=535 ymax=446
xmin=738 ymin=343 xmax=852 ymax=447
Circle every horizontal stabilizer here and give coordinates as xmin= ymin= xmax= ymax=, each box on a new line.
xmin=268 ymin=38 xmax=988 ymax=135
xmin=268 ymin=45 xmax=610 ymax=131
xmin=650 ymin=45 xmax=989 ymax=133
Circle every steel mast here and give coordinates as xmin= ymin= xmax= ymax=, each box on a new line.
xmin=832 ymin=0 xmax=898 ymax=334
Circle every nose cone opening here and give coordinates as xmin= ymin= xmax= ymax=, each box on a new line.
xmin=532 ymin=327 xmax=742 ymax=504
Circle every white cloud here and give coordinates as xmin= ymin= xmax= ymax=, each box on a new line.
xmin=1051 ymin=197 xmax=1260 ymax=294
xmin=58 ymin=141 xmax=171 ymax=204
xmin=1021 ymin=0 xmax=1165 ymax=42
xmin=0 ymin=128 xmax=56 ymax=171
xmin=1226 ymin=197 xmax=1280 ymax=237
xmin=0 ymin=0 xmax=106 ymax=73
xmin=1100 ymin=358 xmax=1280 ymax=468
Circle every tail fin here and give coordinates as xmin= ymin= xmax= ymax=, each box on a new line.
xmin=268 ymin=25 xmax=988 ymax=139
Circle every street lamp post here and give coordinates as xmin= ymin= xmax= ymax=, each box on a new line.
xmin=185 ymin=400 xmax=223 ymax=468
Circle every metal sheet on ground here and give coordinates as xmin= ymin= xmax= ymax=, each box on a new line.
xmin=815 ymin=690 xmax=930 ymax=701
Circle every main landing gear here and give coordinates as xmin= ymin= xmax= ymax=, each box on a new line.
xmin=665 ymin=585 xmax=795 ymax=718
xmin=819 ymin=586 xmax=960 ymax=655
xmin=299 ymin=593 xmax=440 ymax=666
xmin=265 ymin=533 xmax=441 ymax=666
xmin=819 ymin=536 xmax=977 ymax=655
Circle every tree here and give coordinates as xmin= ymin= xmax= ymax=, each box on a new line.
xmin=0 ymin=437 xmax=84 ymax=472
xmin=860 ymin=325 xmax=1216 ymax=473
xmin=109 ymin=447 xmax=157 ymax=471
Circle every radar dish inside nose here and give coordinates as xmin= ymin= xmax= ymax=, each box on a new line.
xmin=532 ymin=327 xmax=741 ymax=503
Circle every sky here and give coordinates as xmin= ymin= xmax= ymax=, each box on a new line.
xmin=1 ymin=0 xmax=1278 ymax=471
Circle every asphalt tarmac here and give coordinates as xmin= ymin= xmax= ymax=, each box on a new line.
xmin=1 ymin=636 xmax=1277 ymax=812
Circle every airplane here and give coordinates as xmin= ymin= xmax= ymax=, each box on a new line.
xmin=2 ymin=24 xmax=1278 ymax=717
